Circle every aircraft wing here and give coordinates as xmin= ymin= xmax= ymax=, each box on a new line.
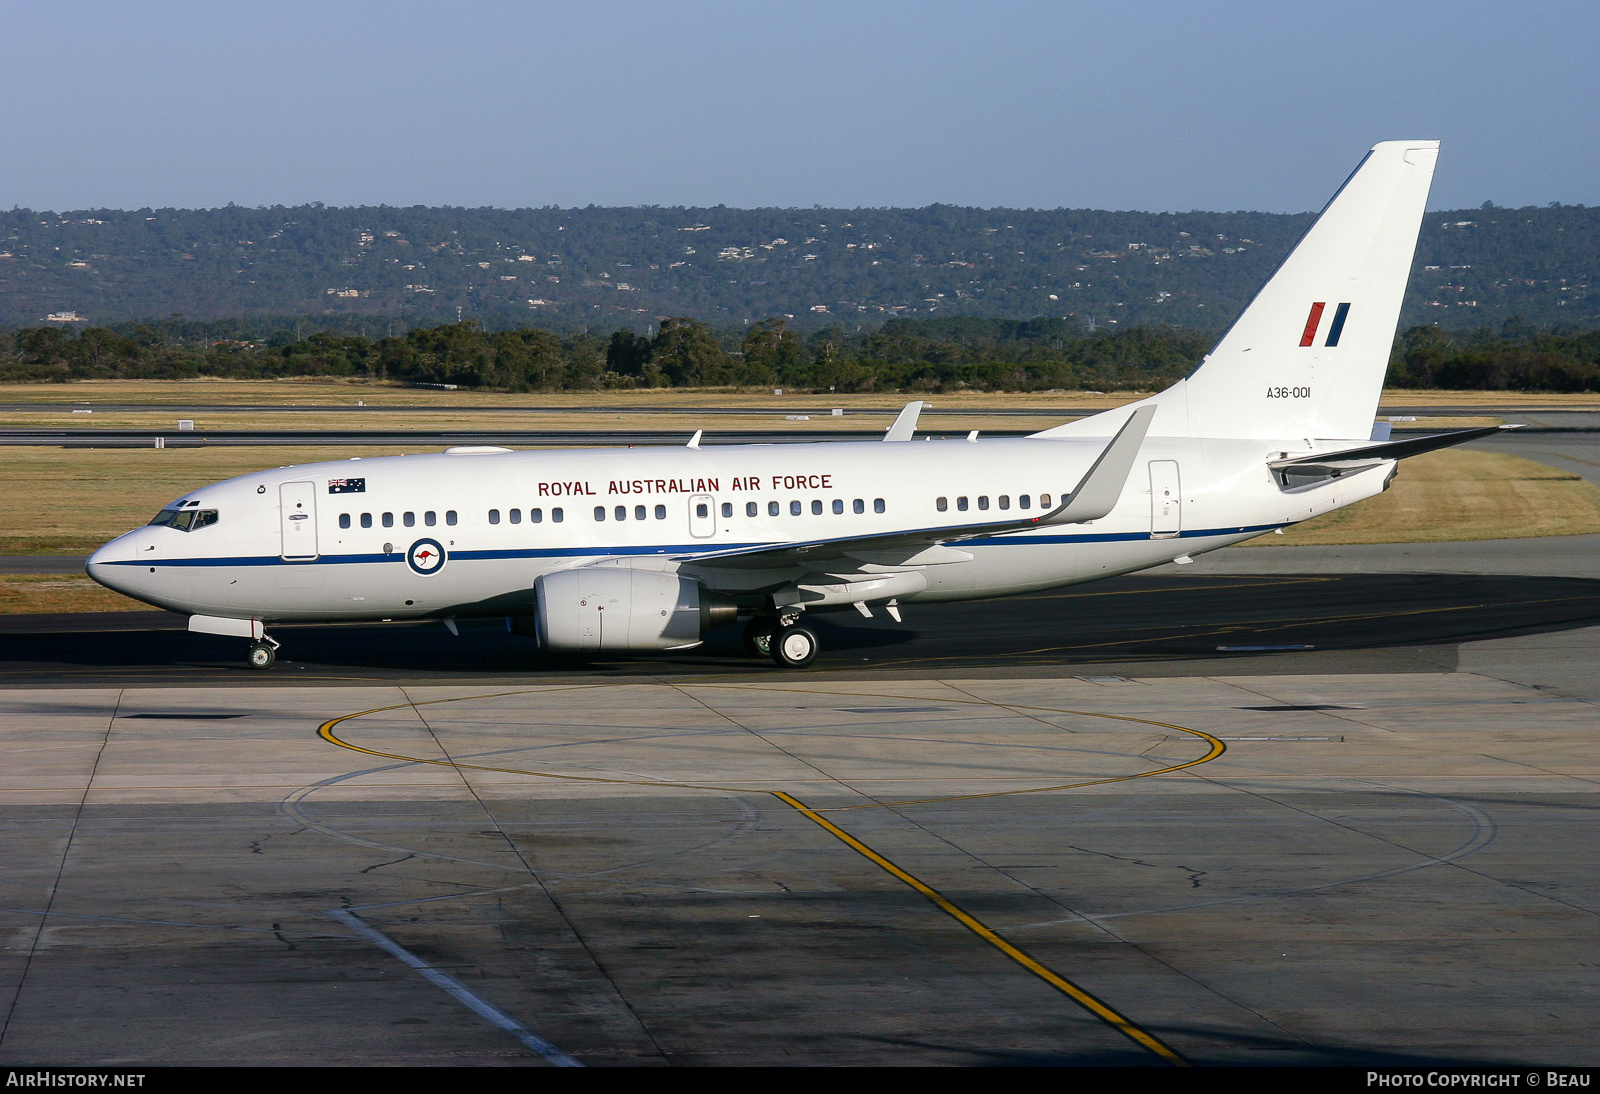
xmin=1267 ymin=424 xmax=1514 ymax=477
xmin=676 ymin=406 xmax=1155 ymax=571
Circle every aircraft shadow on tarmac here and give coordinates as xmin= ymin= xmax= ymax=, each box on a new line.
xmin=3 ymin=573 xmax=1599 ymax=681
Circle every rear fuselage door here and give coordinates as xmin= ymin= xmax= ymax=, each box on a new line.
xmin=279 ymin=481 xmax=320 ymax=559
xmin=1149 ymin=461 xmax=1181 ymax=539
xmin=689 ymin=494 xmax=716 ymax=538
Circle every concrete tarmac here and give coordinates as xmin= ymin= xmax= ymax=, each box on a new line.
xmin=0 ymin=671 xmax=1594 ymax=1067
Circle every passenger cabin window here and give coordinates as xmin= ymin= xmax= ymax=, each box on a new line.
xmin=936 ymin=497 xmax=948 ymax=512
xmin=361 ymin=513 xmax=373 ymax=528
xmin=696 ymin=502 xmax=710 ymax=518
xmin=1019 ymin=495 xmax=1031 ymax=509
xmin=637 ymin=505 xmax=648 ymax=521
xmin=978 ymin=496 xmax=989 ymax=510
xmin=746 ymin=502 xmax=758 ymax=517
xmin=832 ymin=499 xmax=843 ymax=514
xmin=853 ymin=499 xmax=864 ymax=514
xmin=1041 ymin=494 xmax=1052 ymax=508
xmin=530 ymin=508 xmax=543 ymax=523
xmin=874 ymin=498 xmax=886 ymax=513
xmin=721 ymin=503 xmax=733 ymax=518
xmin=768 ymin=501 xmax=780 ymax=516
xmin=424 ymin=512 xmax=436 ymax=527
xmin=404 ymin=512 xmax=416 ymax=527
xmin=594 ymin=506 xmax=606 ymax=521
xmin=811 ymin=500 xmax=823 ymax=515
xmin=509 ymin=509 xmax=522 ymax=524
xmin=383 ymin=512 xmax=394 ymax=527
xmin=488 ymin=509 xmax=500 ymax=525
xmin=999 ymin=495 xmax=1010 ymax=510
xmin=957 ymin=496 xmax=969 ymax=511
xmin=446 ymin=511 xmax=457 ymax=526
xmin=655 ymin=504 xmax=666 ymax=520
xmin=339 ymin=514 xmax=351 ymax=529
xmin=789 ymin=501 xmax=802 ymax=516
xmin=614 ymin=506 xmax=627 ymax=521
xmin=552 ymin=507 xmax=564 ymax=522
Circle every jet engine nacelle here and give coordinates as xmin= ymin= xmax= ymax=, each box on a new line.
xmin=533 ymin=567 xmax=737 ymax=650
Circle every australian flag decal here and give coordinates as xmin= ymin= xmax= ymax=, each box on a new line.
xmin=327 ymin=478 xmax=366 ymax=494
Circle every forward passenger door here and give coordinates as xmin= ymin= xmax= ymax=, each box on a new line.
xmin=279 ymin=481 xmax=320 ymax=559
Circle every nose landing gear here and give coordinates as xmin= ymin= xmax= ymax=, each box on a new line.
xmin=247 ymin=634 xmax=280 ymax=670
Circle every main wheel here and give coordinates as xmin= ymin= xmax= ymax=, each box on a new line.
xmin=742 ymin=616 xmax=778 ymax=658
xmin=769 ymin=625 xmax=818 ymax=668
xmin=247 ymin=642 xmax=276 ymax=670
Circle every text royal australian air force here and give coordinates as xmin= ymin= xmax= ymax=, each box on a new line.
xmin=538 ymin=473 xmax=836 ymax=498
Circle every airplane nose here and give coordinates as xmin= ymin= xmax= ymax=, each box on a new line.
xmin=87 ymin=535 xmax=140 ymax=593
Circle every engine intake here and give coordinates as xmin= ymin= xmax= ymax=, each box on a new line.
xmin=533 ymin=568 xmax=737 ymax=651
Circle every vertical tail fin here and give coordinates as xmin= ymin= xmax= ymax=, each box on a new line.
xmin=1035 ymin=140 xmax=1439 ymax=441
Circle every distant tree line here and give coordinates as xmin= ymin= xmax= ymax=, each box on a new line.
xmin=3 ymin=315 xmax=1598 ymax=392
xmin=1386 ymin=320 xmax=1600 ymax=391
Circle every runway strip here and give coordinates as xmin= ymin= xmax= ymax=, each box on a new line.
xmin=310 ymin=683 xmax=1230 ymax=1065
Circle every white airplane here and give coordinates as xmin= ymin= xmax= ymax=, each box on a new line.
xmin=89 ymin=140 xmax=1501 ymax=670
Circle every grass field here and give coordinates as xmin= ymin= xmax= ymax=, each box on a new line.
xmin=7 ymin=441 xmax=1591 ymax=558
xmin=1 ymin=382 xmax=1595 ymax=613
xmin=0 ymin=573 xmax=148 ymax=615
xmin=0 ymin=378 xmax=1529 ymax=442
xmin=0 ymin=446 xmax=415 ymax=555
xmin=1244 ymin=448 xmax=1600 ymax=546
xmin=2 ymin=378 xmax=1599 ymax=408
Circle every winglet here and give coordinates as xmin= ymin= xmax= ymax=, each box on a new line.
xmin=884 ymin=401 xmax=927 ymax=442
xmin=1044 ymin=404 xmax=1157 ymax=525
xmin=687 ymin=429 xmax=702 ymax=449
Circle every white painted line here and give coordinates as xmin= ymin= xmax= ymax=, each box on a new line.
xmin=326 ymin=908 xmax=583 ymax=1067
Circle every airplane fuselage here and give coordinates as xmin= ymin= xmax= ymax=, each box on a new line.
xmin=87 ymin=435 xmax=1391 ymax=625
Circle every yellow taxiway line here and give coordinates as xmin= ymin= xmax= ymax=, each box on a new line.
xmin=313 ymin=682 xmax=1218 ymax=1065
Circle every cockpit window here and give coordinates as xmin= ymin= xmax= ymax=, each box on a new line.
xmin=148 ymin=507 xmax=219 ymax=532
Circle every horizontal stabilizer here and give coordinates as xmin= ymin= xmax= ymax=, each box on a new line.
xmin=1267 ymin=425 xmax=1514 ymax=476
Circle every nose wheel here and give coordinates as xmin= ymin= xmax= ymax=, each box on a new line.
xmin=246 ymin=635 xmax=280 ymax=670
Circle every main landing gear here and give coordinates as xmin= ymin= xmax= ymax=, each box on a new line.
xmin=743 ymin=614 xmax=819 ymax=669
xmin=246 ymin=634 xmax=280 ymax=670
xmin=770 ymin=624 xmax=819 ymax=668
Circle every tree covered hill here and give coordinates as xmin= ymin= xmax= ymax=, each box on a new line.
xmin=1 ymin=202 xmax=1593 ymax=333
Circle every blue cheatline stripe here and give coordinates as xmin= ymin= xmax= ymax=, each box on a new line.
xmin=1325 ymin=302 xmax=1351 ymax=347
xmin=968 ymin=523 xmax=1279 ymax=546
xmin=103 ymin=543 xmax=771 ymax=567
xmin=101 ymin=524 xmax=1282 ymax=570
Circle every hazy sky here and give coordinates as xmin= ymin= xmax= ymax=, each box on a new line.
xmin=3 ymin=0 xmax=1593 ymax=213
